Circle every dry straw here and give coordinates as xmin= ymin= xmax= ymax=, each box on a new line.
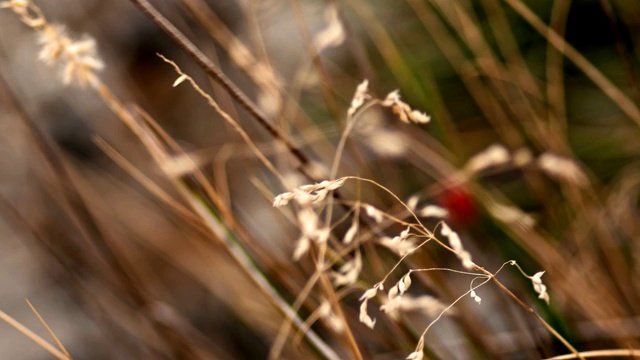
xmin=4 ymin=0 xmax=639 ymax=359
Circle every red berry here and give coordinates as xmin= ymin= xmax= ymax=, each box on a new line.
xmin=438 ymin=186 xmax=477 ymax=226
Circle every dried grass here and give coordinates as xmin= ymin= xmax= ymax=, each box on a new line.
xmin=1 ymin=0 xmax=640 ymax=359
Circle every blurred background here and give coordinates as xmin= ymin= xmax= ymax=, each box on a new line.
xmin=1 ymin=0 xmax=640 ymax=359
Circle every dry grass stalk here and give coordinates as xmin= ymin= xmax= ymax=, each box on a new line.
xmin=3 ymin=0 xmax=640 ymax=358
xmin=0 ymin=310 xmax=70 ymax=360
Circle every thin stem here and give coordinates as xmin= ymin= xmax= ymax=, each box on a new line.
xmin=91 ymin=76 xmax=340 ymax=359
xmin=25 ymin=299 xmax=71 ymax=359
xmin=288 ymin=0 xmax=342 ymax=123
xmin=0 ymin=311 xmax=70 ymax=360
xmin=158 ymin=55 xmax=286 ymax=186
xmin=489 ymin=277 xmax=584 ymax=359
xmin=546 ymin=349 xmax=640 ymax=360
xmin=502 ymin=0 xmax=640 ymax=126
xmin=128 ymin=0 xmax=311 ymax=167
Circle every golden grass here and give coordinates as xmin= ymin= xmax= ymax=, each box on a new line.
xmin=2 ymin=0 xmax=640 ymax=359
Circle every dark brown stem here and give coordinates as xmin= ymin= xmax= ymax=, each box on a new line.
xmin=128 ymin=0 xmax=311 ymax=167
